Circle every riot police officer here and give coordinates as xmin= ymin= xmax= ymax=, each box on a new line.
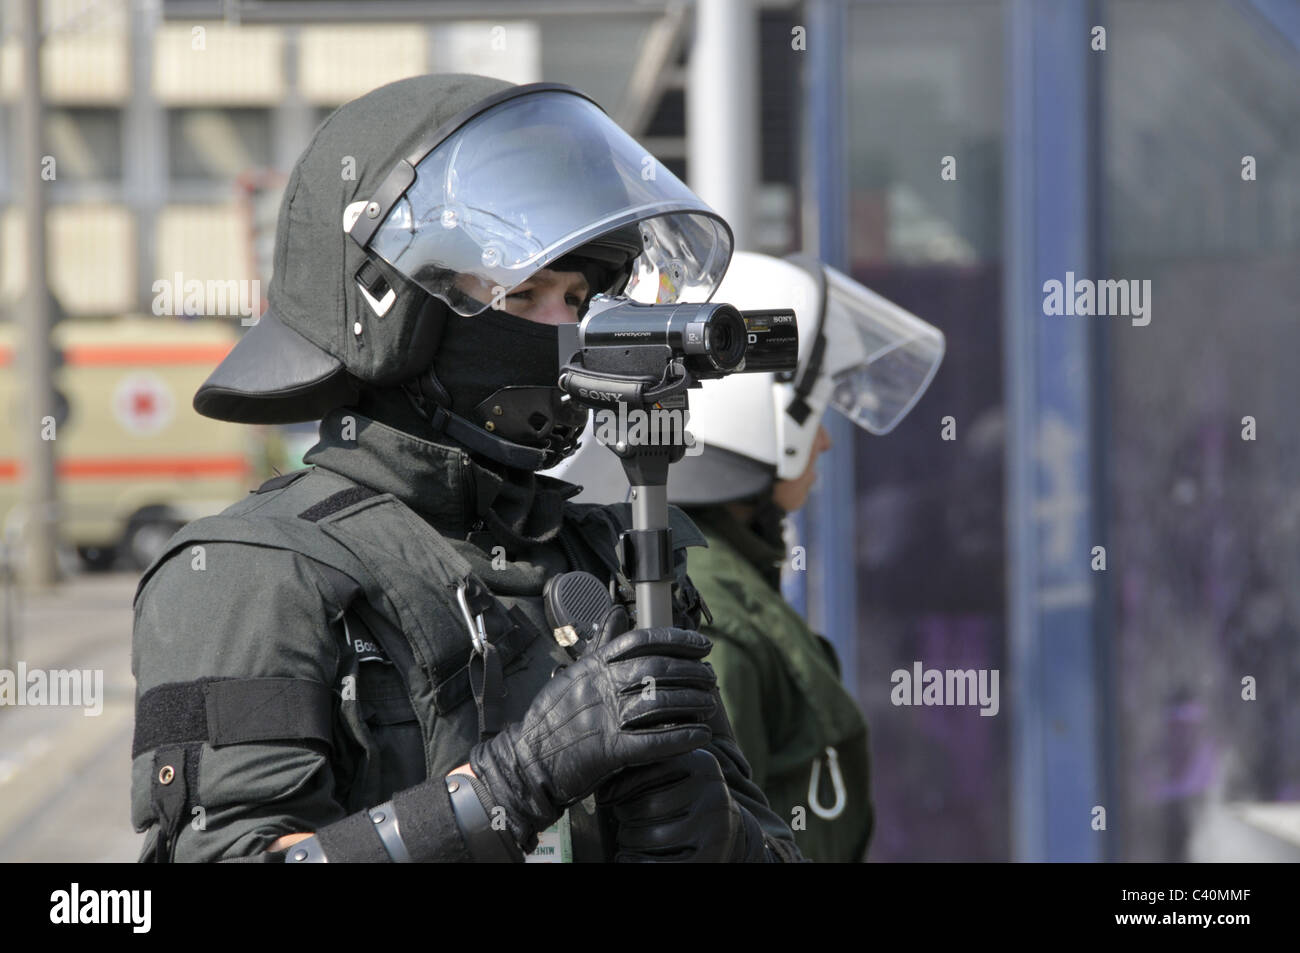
xmin=129 ymin=74 xmax=802 ymax=863
xmin=550 ymin=251 xmax=946 ymax=861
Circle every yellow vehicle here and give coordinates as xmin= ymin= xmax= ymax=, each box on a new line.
xmin=0 ymin=316 xmax=282 ymax=570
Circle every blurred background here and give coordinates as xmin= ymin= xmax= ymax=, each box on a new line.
xmin=0 ymin=0 xmax=1296 ymax=862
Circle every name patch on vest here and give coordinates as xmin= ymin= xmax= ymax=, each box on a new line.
xmin=343 ymin=618 xmax=391 ymax=665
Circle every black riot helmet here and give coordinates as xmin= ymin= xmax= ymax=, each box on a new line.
xmin=194 ymin=74 xmax=732 ymax=469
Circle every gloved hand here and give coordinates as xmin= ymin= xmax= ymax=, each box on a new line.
xmin=597 ymin=748 xmax=769 ymax=862
xmin=468 ymin=626 xmax=717 ymax=851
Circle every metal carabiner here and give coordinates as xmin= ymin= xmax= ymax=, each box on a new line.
xmin=808 ymin=745 xmax=847 ymax=821
xmin=455 ymin=580 xmax=489 ymax=655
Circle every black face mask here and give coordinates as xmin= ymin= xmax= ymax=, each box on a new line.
xmin=355 ymin=304 xmax=589 ymax=545
xmin=427 ymin=308 xmax=589 ymax=466
xmin=433 ymin=307 xmax=562 ymax=416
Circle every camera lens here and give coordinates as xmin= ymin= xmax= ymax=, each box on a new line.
xmin=704 ymin=307 xmax=747 ymax=371
xmin=712 ymin=322 xmax=732 ymax=353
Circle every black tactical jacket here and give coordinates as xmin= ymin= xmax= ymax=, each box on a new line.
xmin=130 ymin=407 xmax=799 ymax=862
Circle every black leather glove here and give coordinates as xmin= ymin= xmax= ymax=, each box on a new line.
xmin=597 ymin=748 xmax=768 ymax=862
xmin=468 ymin=626 xmax=717 ymax=851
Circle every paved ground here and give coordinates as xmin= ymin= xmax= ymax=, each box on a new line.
xmin=0 ymin=572 xmax=141 ymax=862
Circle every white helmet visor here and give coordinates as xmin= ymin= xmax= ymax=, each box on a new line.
xmin=819 ymin=265 xmax=945 ymax=435
xmin=366 ymin=89 xmax=733 ymax=316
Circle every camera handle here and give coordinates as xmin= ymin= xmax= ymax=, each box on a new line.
xmin=557 ymin=355 xmax=694 ymax=628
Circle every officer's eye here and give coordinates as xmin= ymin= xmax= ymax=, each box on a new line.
xmin=507 ymin=289 xmax=533 ymax=300
xmin=565 ymin=294 xmax=583 ymax=308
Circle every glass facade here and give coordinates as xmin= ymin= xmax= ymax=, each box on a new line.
xmin=830 ymin=0 xmax=1299 ymax=862
xmin=840 ymin=0 xmax=1009 ymax=861
xmin=1102 ymin=0 xmax=1300 ymax=861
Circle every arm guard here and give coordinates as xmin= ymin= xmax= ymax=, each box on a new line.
xmin=283 ymin=774 xmax=523 ymax=863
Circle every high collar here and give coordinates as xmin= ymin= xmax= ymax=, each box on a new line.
xmin=687 ymin=503 xmax=788 ymax=590
xmin=303 ymin=407 xmax=579 ymax=544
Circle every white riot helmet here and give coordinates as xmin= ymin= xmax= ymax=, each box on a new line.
xmin=546 ymin=251 xmax=945 ymax=504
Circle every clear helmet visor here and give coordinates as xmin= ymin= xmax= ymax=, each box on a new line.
xmin=368 ymin=89 xmax=733 ymax=315
xmin=819 ymin=265 xmax=945 ymax=435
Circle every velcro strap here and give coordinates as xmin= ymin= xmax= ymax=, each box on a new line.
xmin=469 ymin=641 xmax=505 ymax=740
xmin=314 ymin=809 xmax=393 ymax=864
xmin=133 ymin=677 xmax=335 ymax=758
xmin=392 ymin=777 xmax=474 ymax=864
xmin=431 ymin=607 xmax=537 ymax=714
xmin=298 ymin=486 xmax=380 ymax=522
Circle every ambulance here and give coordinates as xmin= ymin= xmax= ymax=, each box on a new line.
xmin=0 ymin=316 xmax=285 ymax=570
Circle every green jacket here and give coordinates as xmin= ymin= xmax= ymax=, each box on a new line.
xmin=684 ymin=507 xmax=874 ymax=862
xmin=130 ymin=408 xmax=799 ymax=862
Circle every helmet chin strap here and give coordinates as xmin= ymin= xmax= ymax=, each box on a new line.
xmin=401 ymin=373 xmax=582 ymax=472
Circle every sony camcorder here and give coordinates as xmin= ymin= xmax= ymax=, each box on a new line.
xmin=556 ymin=296 xmax=798 ymax=411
